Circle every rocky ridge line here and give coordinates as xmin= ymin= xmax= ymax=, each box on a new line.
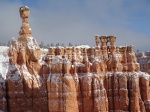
xmin=0 ymin=6 xmax=149 ymax=112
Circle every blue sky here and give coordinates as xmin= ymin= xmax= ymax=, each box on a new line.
xmin=0 ymin=0 xmax=150 ymax=52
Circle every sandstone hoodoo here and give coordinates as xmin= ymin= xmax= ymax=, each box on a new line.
xmin=7 ymin=6 xmax=48 ymax=112
xmin=0 ymin=6 xmax=149 ymax=112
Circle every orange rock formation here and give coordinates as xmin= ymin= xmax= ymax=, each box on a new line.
xmin=0 ymin=6 xmax=150 ymax=112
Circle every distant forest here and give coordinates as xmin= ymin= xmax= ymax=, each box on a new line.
xmin=39 ymin=41 xmax=76 ymax=48
xmin=0 ymin=42 xmax=8 ymax=46
xmin=0 ymin=41 xmax=78 ymax=49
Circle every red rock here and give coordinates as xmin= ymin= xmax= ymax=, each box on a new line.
xmin=0 ymin=76 xmax=7 ymax=112
xmin=2 ymin=5 xmax=150 ymax=112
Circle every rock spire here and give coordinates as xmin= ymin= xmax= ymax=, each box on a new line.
xmin=0 ymin=6 xmax=149 ymax=112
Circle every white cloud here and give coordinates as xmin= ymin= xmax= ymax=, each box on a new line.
xmin=0 ymin=0 xmax=150 ymax=52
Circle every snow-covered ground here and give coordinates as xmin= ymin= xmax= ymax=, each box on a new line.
xmin=0 ymin=46 xmax=9 ymax=79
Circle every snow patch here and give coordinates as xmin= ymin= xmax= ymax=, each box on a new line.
xmin=52 ymin=55 xmax=62 ymax=64
xmin=75 ymin=45 xmax=91 ymax=49
xmin=63 ymin=58 xmax=70 ymax=64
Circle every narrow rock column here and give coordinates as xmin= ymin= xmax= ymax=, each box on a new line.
xmin=72 ymin=59 xmax=83 ymax=112
xmin=92 ymin=58 xmax=108 ymax=112
xmin=47 ymin=56 xmax=64 ymax=112
xmin=79 ymin=61 xmax=93 ymax=112
xmin=113 ymin=73 xmax=120 ymax=111
xmin=139 ymin=72 xmax=150 ymax=112
xmin=118 ymin=72 xmax=129 ymax=111
xmin=62 ymin=58 xmax=79 ymax=112
xmin=106 ymin=73 xmax=114 ymax=111
xmin=32 ymin=66 xmax=48 ymax=112
xmin=129 ymin=73 xmax=140 ymax=111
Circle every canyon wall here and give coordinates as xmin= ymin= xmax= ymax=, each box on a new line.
xmin=0 ymin=6 xmax=150 ymax=112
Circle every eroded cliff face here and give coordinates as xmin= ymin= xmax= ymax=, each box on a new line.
xmin=0 ymin=6 xmax=150 ymax=112
xmin=0 ymin=76 xmax=7 ymax=112
xmin=5 ymin=6 xmax=48 ymax=112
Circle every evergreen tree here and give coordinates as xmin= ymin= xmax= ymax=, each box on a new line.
xmin=39 ymin=41 xmax=44 ymax=48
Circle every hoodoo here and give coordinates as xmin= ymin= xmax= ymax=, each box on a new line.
xmin=0 ymin=6 xmax=149 ymax=112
